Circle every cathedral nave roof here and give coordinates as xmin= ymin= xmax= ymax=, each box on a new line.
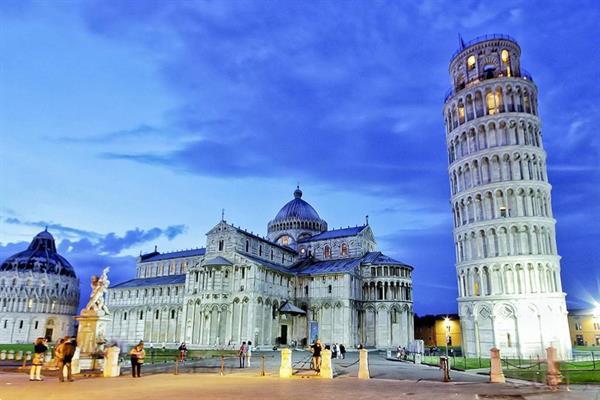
xmin=140 ymin=248 xmax=206 ymax=263
xmin=298 ymin=225 xmax=367 ymax=242
xmin=111 ymin=273 xmax=186 ymax=289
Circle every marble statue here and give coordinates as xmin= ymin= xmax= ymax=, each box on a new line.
xmin=85 ymin=267 xmax=111 ymax=315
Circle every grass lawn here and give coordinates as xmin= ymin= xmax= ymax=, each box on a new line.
xmin=573 ymin=346 xmax=600 ymax=352
xmin=141 ymin=349 xmax=238 ymax=363
xmin=421 ymin=355 xmax=491 ymax=370
xmin=504 ymin=369 xmax=600 ymax=384
xmin=0 ymin=344 xmax=34 ymax=352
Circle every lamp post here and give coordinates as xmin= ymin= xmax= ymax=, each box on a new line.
xmin=444 ymin=317 xmax=451 ymax=357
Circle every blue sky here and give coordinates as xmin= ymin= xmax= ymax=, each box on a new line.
xmin=1 ymin=0 xmax=599 ymax=315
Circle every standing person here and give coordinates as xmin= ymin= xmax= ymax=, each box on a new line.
xmin=178 ymin=342 xmax=188 ymax=362
xmin=332 ymin=343 xmax=338 ymax=360
xmin=239 ymin=342 xmax=248 ymax=368
xmin=339 ymin=343 xmax=346 ymax=359
xmin=310 ymin=339 xmax=322 ymax=372
xmin=129 ymin=341 xmax=145 ymax=378
xmin=29 ymin=337 xmax=48 ymax=381
xmin=246 ymin=341 xmax=253 ymax=367
xmin=56 ymin=337 xmax=76 ymax=382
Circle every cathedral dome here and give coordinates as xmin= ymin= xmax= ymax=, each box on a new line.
xmin=273 ymin=187 xmax=322 ymax=222
xmin=0 ymin=229 xmax=76 ymax=278
xmin=267 ymin=187 xmax=327 ymax=245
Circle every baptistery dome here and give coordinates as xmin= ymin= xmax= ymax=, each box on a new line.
xmin=267 ymin=187 xmax=327 ymax=246
xmin=0 ymin=229 xmax=76 ymax=278
xmin=0 ymin=229 xmax=79 ymax=344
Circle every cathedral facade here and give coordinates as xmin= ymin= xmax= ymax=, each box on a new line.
xmin=106 ymin=187 xmax=414 ymax=349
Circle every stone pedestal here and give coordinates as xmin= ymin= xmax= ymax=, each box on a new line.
xmin=74 ymin=310 xmax=110 ymax=371
xmin=414 ymin=353 xmax=422 ymax=364
xmin=279 ymin=348 xmax=292 ymax=378
xmin=546 ymin=346 xmax=562 ymax=389
xmin=358 ymin=349 xmax=370 ymax=379
xmin=489 ymin=347 xmax=505 ymax=383
xmin=103 ymin=347 xmax=121 ymax=377
xmin=320 ymin=349 xmax=333 ymax=379
xmin=71 ymin=347 xmax=81 ymax=374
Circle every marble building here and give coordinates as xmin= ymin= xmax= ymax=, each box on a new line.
xmin=0 ymin=230 xmax=80 ymax=343
xmin=444 ymin=35 xmax=572 ymax=359
xmin=106 ymin=187 xmax=414 ymax=349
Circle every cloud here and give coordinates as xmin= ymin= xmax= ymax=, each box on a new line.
xmin=3 ymin=217 xmax=101 ymax=240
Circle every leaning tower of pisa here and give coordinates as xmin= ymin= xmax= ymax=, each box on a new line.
xmin=443 ymin=35 xmax=571 ymax=359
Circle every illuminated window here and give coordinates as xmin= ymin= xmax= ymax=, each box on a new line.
xmin=501 ymin=50 xmax=511 ymax=77
xmin=467 ymin=55 xmax=476 ymax=71
xmin=324 ymin=245 xmax=331 ymax=258
xmin=486 ymin=92 xmax=498 ymax=115
xmin=341 ymin=243 xmax=349 ymax=256
xmin=278 ymin=235 xmax=291 ymax=246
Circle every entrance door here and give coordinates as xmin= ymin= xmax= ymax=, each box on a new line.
xmin=45 ymin=328 xmax=53 ymax=342
xmin=280 ymin=325 xmax=288 ymax=345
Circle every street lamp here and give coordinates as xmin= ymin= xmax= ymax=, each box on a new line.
xmin=444 ymin=317 xmax=451 ymax=357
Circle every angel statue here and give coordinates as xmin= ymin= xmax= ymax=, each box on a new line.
xmin=85 ymin=267 xmax=111 ymax=315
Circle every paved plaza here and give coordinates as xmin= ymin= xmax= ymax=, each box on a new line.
xmin=2 ymin=351 xmax=599 ymax=400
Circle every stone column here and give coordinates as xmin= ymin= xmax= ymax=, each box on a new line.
xmin=358 ymin=349 xmax=370 ymax=379
xmin=546 ymin=346 xmax=562 ymax=389
xmin=279 ymin=348 xmax=292 ymax=378
xmin=320 ymin=349 xmax=333 ymax=379
xmin=103 ymin=346 xmax=121 ymax=377
xmin=489 ymin=347 xmax=505 ymax=383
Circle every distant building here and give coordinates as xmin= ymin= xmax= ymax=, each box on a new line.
xmin=568 ymin=309 xmax=600 ymax=347
xmin=444 ymin=34 xmax=571 ymax=359
xmin=106 ymin=187 xmax=415 ymax=349
xmin=0 ymin=230 xmax=80 ymax=343
xmin=414 ymin=314 xmax=462 ymax=348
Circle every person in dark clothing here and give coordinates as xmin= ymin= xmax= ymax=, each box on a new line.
xmin=56 ymin=337 xmax=76 ymax=382
xmin=310 ymin=339 xmax=323 ymax=372
xmin=30 ymin=337 xmax=48 ymax=381
xmin=129 ymin=341 xmax=145 ymax=378
xmin=178 ymin=342 xmax=188 ymax=362
xmin=339 ymin=344 xmax=346 ymax=359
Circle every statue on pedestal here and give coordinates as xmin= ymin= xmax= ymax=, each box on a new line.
xmin=85 ymin=267 xmax=111 ymax=315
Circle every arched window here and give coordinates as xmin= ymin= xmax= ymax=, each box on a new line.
xmin=486 ymin=92 xmax=498 ymax=115
xmin=324 ymin=245 xmax=331 ymax=258
xmin=245 ymin=240 xmax=249 ymax=252
xmin=501 ymin=49 xmax=511 ymax=76
xmin=341 ymin=243 xmax=349 ymax=256
xmin=467 ymin=55 xmax=476 ymax=71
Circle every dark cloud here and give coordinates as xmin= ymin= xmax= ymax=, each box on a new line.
xmin=4 ymin=217 xmax=101 ymax=239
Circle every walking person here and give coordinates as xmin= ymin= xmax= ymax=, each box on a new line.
xmin=239 ymin=341 xmax=248 ymax=368
xmin=246 ymin=341 xmax=253 ymax=367
xmin=332 ymin=343 xmax=338 ymax=360
xmin=30 ymin=337 xmax=48 ymax=381
xmin=178 ymin=342 xmax=188 ymax=362
xmin=339 ymin=343 xmax=346 ymax=359
xmin=310 ymin=339 xmax=323 ymax=373
xmin=56 ymin=336 xmax=76 ymax=382
xmin=129 ymin=341 xmax=145 ymax=378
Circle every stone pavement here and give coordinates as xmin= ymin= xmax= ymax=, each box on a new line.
xmin=1 ymin=371 xmax=599 ymax=400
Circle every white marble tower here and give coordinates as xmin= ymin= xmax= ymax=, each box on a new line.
xmin=443 ymin=35 xmax=571 ymax=359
